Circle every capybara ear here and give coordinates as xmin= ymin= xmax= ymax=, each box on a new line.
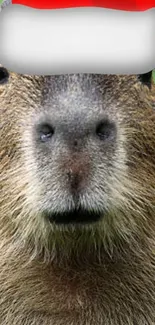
xmin=0 ymin=66 xmax=9 ymax=85
xmin=138 ymin=71 xmax=152 ymax=88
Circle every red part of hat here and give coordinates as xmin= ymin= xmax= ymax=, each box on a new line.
xmin=12 ymin=0 xmax=155 ymax=10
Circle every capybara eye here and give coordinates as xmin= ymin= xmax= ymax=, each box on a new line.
xmin=96 ymin=120 xmax=115 ymax=140
xmin=38 ymin=123 xmax=54 ymax=142
xmin=0 ymin=67 xmax=9 ymax=85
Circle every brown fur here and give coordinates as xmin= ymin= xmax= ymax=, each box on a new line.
xmin=0 ymin=71 xmax=155 ymax=325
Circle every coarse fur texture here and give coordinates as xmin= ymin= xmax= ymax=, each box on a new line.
xmin=0 ymin=70 xmax=155 ymax=325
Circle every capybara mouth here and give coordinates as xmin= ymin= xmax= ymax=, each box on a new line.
xmin=45 ymin=209 xmax=102 ymax=225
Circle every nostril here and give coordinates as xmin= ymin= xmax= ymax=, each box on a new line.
xmin=73 ymin=140 xmax=78 ymax=147
xmin=38 ymin=123 xmax=54 ymax=142
xmin=96 ymin=120 xmax=116 ymax=141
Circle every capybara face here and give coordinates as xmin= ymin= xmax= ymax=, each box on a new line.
xmin=0 ymin=69 xmax=155 ymax=254
xmin=0 ymin=68 xmax=155 ymax=325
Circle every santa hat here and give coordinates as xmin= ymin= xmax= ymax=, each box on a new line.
xmin=0 ymin=0 xmax=155 ymax=74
